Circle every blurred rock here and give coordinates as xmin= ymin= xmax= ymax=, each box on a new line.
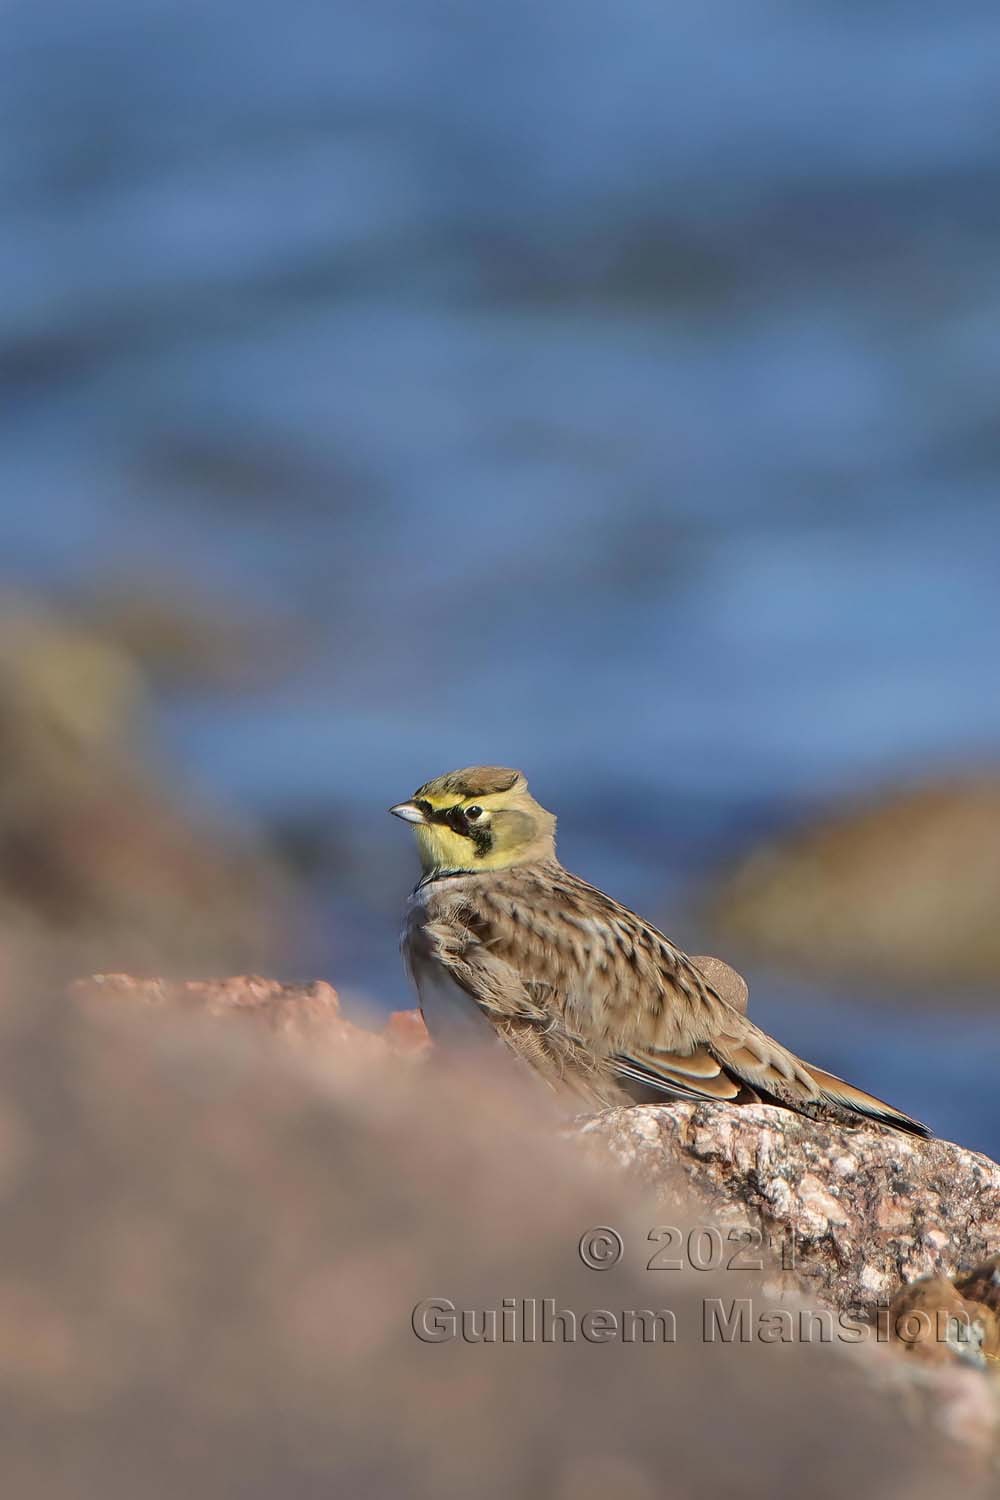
xmin=873 ymin=1351 xmax=1000 ymax=1459
xmin=0 ymin=595 xmax=295 ymax=974
xmin=706 ymin=776 xmax=1000 ymax=992
xmin=0 ymin=967 xmax=993 ymax=1496
xmin=381 ymin=1004 xmax=432 ymax=1052
xmin=579 ymin=1100 xmax=1000 ymax=1317
xmin=891 ymin=1257 xmax=1000 ymax=1371
xmin=71 ymin=972 xmax=428 ymax=1057
xmin=72 ymin=574 xmax=302 ymax=692
xmin=0 ymin=593 xmax=144 ymax=766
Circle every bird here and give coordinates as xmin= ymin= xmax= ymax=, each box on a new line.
xmin=390 ymin=766 xmax=930 ymax=1135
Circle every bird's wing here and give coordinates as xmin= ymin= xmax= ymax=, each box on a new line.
xmin=689 ymin=955 xmax=749 ymax=1013
xmin=410 ymin=870 xmax=758 ymax=1089
xmin=616 ymin=1011 xmax=930 ymax=1134
xmin=470 ymin=866 xmax=929 ymax=1134
xmin=408 ymin=868 xmax=929 ymax=1134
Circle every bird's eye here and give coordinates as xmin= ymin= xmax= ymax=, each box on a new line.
xmin=465 ymin=805 xmax=483 ymax=821
xmin=416 ymin=799 xmax=432 ymax=816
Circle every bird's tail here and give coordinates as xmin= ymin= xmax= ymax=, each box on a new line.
xmin=803 ymin=1063 xmax=931 ymax=1138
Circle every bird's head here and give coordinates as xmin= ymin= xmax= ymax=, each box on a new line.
xmin=389 ymin=765 xmax=556 ymax=874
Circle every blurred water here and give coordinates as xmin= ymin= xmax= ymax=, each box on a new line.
xmin=2 ymin=0 xmax=999 ymax=1146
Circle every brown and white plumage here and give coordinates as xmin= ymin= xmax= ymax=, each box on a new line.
xmin=390 ymin=766 xmax=930 ymax=1135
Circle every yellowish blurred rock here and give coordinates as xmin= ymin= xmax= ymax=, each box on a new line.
xmin=71 ymin=573 xmax=299 ymax=691
xmin=0 ymin=595 xmax=145 ymax=771
xmin=0 ymin=595 xmax=295 ymax=974
xmin=707 ymin=776 xmax=1000 ymax=991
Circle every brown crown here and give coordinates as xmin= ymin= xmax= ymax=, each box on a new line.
xmin=414 ymin=766 xmax=525 ymax=800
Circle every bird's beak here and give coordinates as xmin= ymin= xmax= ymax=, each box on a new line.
xmin=389 ymin=801 xmax=427 ymax=824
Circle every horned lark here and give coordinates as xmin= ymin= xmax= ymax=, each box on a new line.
xmin=390 ymin=766 xmax=929 ymax=1135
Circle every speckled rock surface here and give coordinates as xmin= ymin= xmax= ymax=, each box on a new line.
xmin=578 ymin=1101 xmax=1000 ymax=1316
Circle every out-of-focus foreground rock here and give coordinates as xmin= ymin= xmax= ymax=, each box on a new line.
xmin=0 ymin=966 xmax=997 ymax=1496
xmin=579 ymin=1102 xmax=1000 ymax=1318
xmin=70 ymin=972 xmax=430 ymax=1059
xmin=708 ymin=775 xmax=1000 ymax=992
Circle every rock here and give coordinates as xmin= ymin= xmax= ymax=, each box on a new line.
xmin=71 ymin=972 xmax=428 ymax=1058
xmin=577 ymin=1100 xmax=1000 ymax=1317
xmin=1 ymin=968 xmax=995 ymax=1496
xmin=890 ymin=1256 xmax=1000 ymax=1370
xmin=0 ymin=594 xmax=296 ymax=974
xmin=873 ymin=1348 xmax=1000 ymax=1458
xmin=72 ymin=974 xmax=997 ymax=1346
xmin=707 ymin=775 xmax=1000 ymax=992
xmin=382 ymin=1005 xmax=432 ymax=1052
xmin=71 ymin=973 xmax=997 ymax=1343
xmin=71 ymin=572 xmax=302 ymax=691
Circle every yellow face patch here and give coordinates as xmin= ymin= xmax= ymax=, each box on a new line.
xmin=413 ymin=819 xmax=480 ymax=873
xmin=410 ymin=793 xmax=502 ymax=872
